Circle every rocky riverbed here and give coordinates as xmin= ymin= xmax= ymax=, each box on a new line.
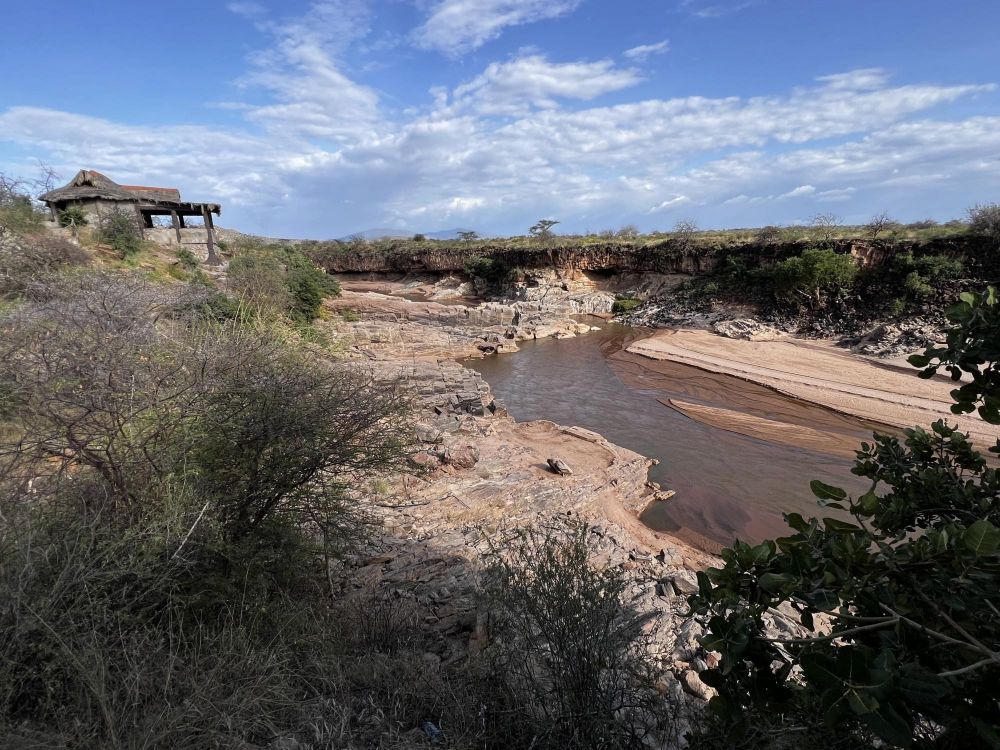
xmin=321 ymin=269 xmax=959 ymax=736
xmin=322 ymin=272 xmax=767 ymax=732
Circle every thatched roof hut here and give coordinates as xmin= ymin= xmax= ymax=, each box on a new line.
xmin=41 ymin=169 xmax=222 ymax=264
xmin=40 ymin=170 xmax=220 ymax=214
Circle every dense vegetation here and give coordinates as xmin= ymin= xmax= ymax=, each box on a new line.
xmin=1 ymin=201 xmax=670 ymax=747
xmin=689 ymin=288 xmax=1000 ymax=748
xmin=3 ymin=171 xmax=999 ymax=747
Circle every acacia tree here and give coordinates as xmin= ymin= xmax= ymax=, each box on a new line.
xmin=810 ymin=213 xmax=841 ymax=242
xmin=688 ymin=287 xmax=1000 ymax=749
xmin=457 ymin=230 xmax=480 ymax=242
xmin=529 ymin=219 xmax=559 ymax=241
xmin=865 ymin=211 xmax=898 ymax=241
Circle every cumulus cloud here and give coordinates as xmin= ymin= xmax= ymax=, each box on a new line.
xmin=624 ymin=40 xmax=670 ymax=61
xmin=413 ymin=0 xmax=582 ymax=56
xmin=1 ymin=0 xmax=997 ymax=242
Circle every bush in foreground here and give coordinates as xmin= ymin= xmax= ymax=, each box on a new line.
xmin=481 ymin=522 xmax=676 ymax=749
xmin=688 ymin=287 xmax=1000 ymax=749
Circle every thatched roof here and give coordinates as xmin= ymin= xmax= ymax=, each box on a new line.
xmin=120 ymin=184 xmax=182 ymax=203
xmin=40 ymin=170 xmax=136 ymax=202
xmin=40 ymin=170 xmax=219 ymax=213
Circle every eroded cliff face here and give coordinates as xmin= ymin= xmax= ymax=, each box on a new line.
xmin=310 ymin=235 xmax=989 ymax=276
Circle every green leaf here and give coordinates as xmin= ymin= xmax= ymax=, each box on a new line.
xmin=857 ymin=490 xmax=880 ymax=516
xmin=810 ymin=480 xmax=846 ymax=501
xmin=758 ymin=572 xmax=795 ymax=593
xmin=963 ymin=520 xmax=1000 ymax=557
xmin=823 ymin=517 xmax=862 ymax=533
xmin=906 ymin=353 xmax=930 ymax=368
xmin=861 ymin=703 xmax=914 ymax=748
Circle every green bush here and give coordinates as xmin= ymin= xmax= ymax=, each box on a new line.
xmin=227 ymin=245 xmax=339 ymax=323
xmin=612 ymin=296 xmax=642 ymax=314
xmin=0 ymin=270 xmax=426 ymax=747
xmin=968 ymin=203 xmax=1000 ymax=239
xmin=176 ymin=247 xmax=198 ymax=270
xmin=57 ymin=204 xmax=88 ymax=228
xmin=482 ymin=523 xmax=671 ymax=749
xmin=0 ymin=195 xmax=45 ymax=232
xmin=688 ymin=287 xmax=1000 ymax=749
xmin=96 ymin=206 xmax=143 ymax=259
xmin=904 ymin=270 xmax=933 ymax=297
xmin=770 ymin=247 xmax=857 ymax=308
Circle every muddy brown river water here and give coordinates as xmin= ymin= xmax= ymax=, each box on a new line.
xmin=467 ymin=323 xmax=875 ymax=552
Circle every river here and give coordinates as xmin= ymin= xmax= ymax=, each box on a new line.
xmin=467 ymin=323 xmax=874 ymax=552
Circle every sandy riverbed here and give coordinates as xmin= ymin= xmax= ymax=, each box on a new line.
xmin=627 ymin=329 xmax=1000 ymax=449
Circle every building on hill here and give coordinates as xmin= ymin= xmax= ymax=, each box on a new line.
xmin=40 ymin=169 xmax=222 ymax=263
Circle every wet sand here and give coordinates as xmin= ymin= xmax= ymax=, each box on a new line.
xmin=627 ymin=329 xmax=1000 ymax=449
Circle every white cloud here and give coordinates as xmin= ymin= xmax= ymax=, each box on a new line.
xmin=2 ymin=0 xmax=998 ymax=246
xmin=447 ymin=55 xmax=642 ymax=115
xmin=236 ymin=0 xmax=381 ymax=141
xmin=780 ymin=184 xmax=815 ymax=199
xmin=227 ymin=2 xmax=266 ymax=19
xmin=624 ymin=40 xmax=670 ymax=61
xmin=413 ymin=0 xmax=581 ymax=56
xmin=648 ymin=195 xmax=690 ymax=213
xmin=679 ymin=0 xmax=757 ymax=19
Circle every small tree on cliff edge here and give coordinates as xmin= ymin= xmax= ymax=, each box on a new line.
xmin=968 ymin=203 xmax=1000 ymax=241
xmin=865 ymin=211 xmax=899 ymax=241
xmin=529 ymin=219 xmax=559 ymax=242
xmin=688 ymin=286 xmax=1000 ymax=749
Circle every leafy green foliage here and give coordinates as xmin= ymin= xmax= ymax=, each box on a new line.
xmin=96 ymin=206 xmax=143 ymax=259
xmin=483 ymin=523 xmax=670 ymax=749
xmin=904 ymin=270 xmax=933 ymax=297
xmin=968 ymin=203 xmax=1000 ymax=240
xmin=227 ymin=244 xmax=340 ymax=323
xmin=464 ymin=255 xmax=513 ymax=285
xmin=529 ymin=218 xmax=559 ymax=241
xmin=57 ymin=204 xmax=88 ymax=227
xmin=689 ymin=287 xmax=1000 ymax=749
xmin=0 ymin=194 xmax=45 ymax=232
xmin=770 ymin=247 xmax=858 ymax=308
xmin=908 ymin=286 xmax=1000 ymax=423
xmin=612 ymin=296 xmax=642 ymax=314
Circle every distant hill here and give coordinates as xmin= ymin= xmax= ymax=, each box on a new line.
xmin=337 ymin=227 xmax=475 ymax=241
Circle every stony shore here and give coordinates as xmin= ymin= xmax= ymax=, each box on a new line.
xmin=324 ymin=273 xmax=749 ymax=726
xmin=320 ymin=269 xmax=973 ymax=729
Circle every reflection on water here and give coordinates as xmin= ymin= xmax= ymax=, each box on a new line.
xmin=466 ymin=323 xmax=871 ymax=552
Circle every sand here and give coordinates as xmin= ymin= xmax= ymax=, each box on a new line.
xmin=627 ymin=329 xmax=1000 ymax=449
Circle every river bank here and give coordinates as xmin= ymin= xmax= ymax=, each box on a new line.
xmin=320 ymin=271 xmax=993 ymax=723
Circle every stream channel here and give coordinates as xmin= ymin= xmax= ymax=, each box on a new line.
xmin=467 ymin=323 xmax=874 ymax=552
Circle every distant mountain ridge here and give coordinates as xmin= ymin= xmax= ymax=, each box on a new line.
xmin=336 ymin=227 xmax=475 ymax=241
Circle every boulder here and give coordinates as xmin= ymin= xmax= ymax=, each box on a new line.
xmin=443 ymin=445 xmax=480 ymax=469
xmin=547 ymin=458 xmax=573 ymax=476
xmin=713 ymin=317 xmax=781 ymax=341
xmin=681 ymin=669 xmax=716 ymax=701
xmin=408 ymin=450 xmax=441 ymax=470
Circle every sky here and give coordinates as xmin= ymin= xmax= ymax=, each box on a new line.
xmin=1 ymin=0 xmax=999 ymax=238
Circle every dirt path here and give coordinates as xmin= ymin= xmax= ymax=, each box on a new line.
xmin=628 ymin=329 xmax=1000 ymax=448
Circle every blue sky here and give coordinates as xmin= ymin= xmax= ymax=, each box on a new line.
xmin=1 ymin=0 xmax=999 ymax=237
